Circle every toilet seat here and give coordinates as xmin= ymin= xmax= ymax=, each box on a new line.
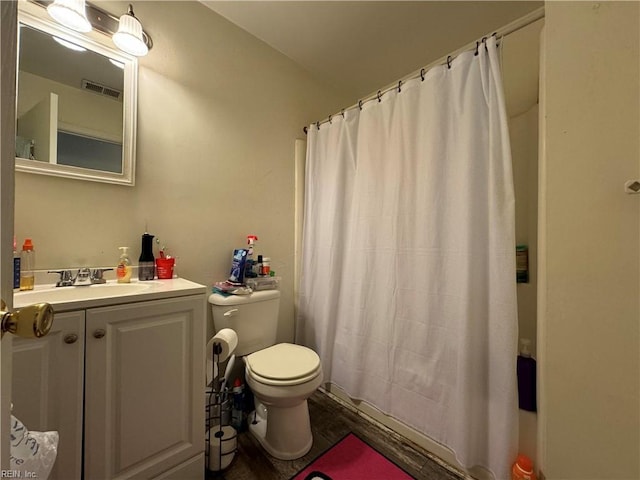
xmin=246 ymin=343 xmax=321 ymax=387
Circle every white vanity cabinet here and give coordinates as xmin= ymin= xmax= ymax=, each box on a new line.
xmin=12 ymin=279 xmax=207 ymax=480
xmin=84 ymin=295 xmax=205 ymax=479
xmin=12 ymin=310 xmax=85 ymax=479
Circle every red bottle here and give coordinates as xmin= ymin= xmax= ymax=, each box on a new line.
xmin=512 ymin=454 xmax=536 ymax=480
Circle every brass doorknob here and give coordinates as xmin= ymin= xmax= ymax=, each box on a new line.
xmin=1 ymin=302 xmax=54 ymax=338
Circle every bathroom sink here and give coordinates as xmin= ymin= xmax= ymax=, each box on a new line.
xmin=14 ymin=282 xmax=157 ymax=306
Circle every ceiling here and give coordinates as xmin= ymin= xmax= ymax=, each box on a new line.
xmin=202 ymin=1 xmax=543 ymax=101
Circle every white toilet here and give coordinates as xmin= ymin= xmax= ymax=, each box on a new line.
xmin=208 ymin=290 xmax=323 ymax=460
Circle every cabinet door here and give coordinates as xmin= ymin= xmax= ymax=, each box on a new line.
xmin=85 ymin=295 xmax=205 ymax=479
xmin=12 ymin=310 xmax=85 ymax=480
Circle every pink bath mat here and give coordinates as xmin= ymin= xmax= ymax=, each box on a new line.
xmin=291 ymin=432 xmax=415 ymax=480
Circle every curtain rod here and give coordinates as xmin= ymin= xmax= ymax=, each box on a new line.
xmin=303 ymin=6 xmax=545 ymax=134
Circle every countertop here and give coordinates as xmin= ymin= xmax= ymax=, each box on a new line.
xmin=14 ymin=277 xmax=207 ymax=312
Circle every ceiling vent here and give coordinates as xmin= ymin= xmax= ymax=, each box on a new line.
xmin=81 ymin=79 xmax=122 ymax=100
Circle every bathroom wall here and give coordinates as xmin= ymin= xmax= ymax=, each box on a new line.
xmin=14 ymin=1 xmax=352 ymax=342
xmin=510 ymin=104 xmax=539 ymax=463
xmin=539 ymin=1 xmax=639 ymax=478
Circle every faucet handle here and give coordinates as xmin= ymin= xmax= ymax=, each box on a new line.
xmin=74 ymin=267 xmax=92 ymax=286
xmin=91 ymin=268 xmax=113 ymax=284
xmin=48 ymin=270 xmax=75 ymax=287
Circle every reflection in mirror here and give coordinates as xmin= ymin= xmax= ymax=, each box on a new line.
xmin=16 ymin=6 xmax=137 ymax=185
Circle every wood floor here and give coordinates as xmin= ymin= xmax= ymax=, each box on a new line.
xmin=208 ymin=389 xmax=464 ymax=480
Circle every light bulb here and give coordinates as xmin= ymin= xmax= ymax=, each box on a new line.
xmin=47 ymin=0 xmax=92 ymax=33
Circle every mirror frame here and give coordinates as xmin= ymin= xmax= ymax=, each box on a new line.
xmin=16 ymin=3 xmax=137 ymax=186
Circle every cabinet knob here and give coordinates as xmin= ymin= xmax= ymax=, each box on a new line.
xmin=93 ymin=329 xmax=106 ymax=339
xmin=64 ymin=333 xmax=78 ymax=344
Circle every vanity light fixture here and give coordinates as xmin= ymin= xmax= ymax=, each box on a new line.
xmin=112 ymin=4 xmax=148 ymax=57
xmin=53 ymin=36 xmax=87 ymax=52
xmin=33 ymin=0 xmax=153 ymax=57
xmin=47 ymin=0 xmax=92 ymax=33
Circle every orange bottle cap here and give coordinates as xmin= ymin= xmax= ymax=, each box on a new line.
xmin=22 ymin=238 xmax=34 ymax=251
xmin=516 ymin=454 xmax=533 ymax=473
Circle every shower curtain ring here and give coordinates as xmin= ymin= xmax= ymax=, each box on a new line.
xmin=447 ymin=56 xmax=452 ymax=69
xmin=420 ymin=68 xmax=426 ymax=81
xmin=475 ymin=41 xmax=479 ymax=56
xmin=377 ymin=90 xmax=382 ymax=102
xmin=341 ymin=109 xmax=345 ymax=118
xmin=358 ymin=100 xmax=363 ymax=111
xmin=397 ymin=80 xmax=402 ymax=93
xmin=316 ymin=121 xmax=320 ymax=131
xmin=303 ymin=126 xmax=308 ymax=134
xmin=328 ymin=115 xmax=333 ymax=124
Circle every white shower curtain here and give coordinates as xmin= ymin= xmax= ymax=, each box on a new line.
xmin=297 ymin=37 xmax=518 ymax=479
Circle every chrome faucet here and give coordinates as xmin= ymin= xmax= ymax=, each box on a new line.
xmin=48 ymin=268 xmax=114 ymax=286
xmin=73 ymin=267 xmax=92 ymax=286
xmin=48 ymin=270 xmax=75 ymax=287
xmin=90 ymin=268 xmax=113 ymax=284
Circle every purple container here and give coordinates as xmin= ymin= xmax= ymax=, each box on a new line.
xmin=517 ymin=354 xmax=537 ymax=412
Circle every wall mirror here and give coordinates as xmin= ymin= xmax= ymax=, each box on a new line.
xmin=16 ymin=5 xmax=137 ymax=186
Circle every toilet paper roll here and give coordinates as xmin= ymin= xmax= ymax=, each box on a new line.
xmin=207 ymin=425 xmax=237 ymax=471
xmin=206 ymin=329 xmax=238 ymax=384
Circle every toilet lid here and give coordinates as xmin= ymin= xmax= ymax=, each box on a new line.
xmin=246 ymin=343 xmax=320 ymax=381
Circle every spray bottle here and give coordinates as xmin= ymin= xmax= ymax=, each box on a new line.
xmin=245 ymin=235 xmax=258 ymax=279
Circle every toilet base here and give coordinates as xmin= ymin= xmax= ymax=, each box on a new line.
xmin=248 ymin=399 xmax=313 ymax=460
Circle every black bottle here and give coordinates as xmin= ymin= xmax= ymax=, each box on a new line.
xmin=138 ymin=233 xmax=155 ymax=281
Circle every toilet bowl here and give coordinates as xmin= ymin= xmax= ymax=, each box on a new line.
xmin=208 ymin=291 xmax=323 ymax=460
xmin=245 ymin=343 xmax=323 ymax=459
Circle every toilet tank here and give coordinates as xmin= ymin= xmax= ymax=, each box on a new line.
xmin=208 ymin=290 xmax=280 ymax=356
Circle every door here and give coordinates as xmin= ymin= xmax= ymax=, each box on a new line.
xmin=1 ymin=0 xmax=18 ymax=469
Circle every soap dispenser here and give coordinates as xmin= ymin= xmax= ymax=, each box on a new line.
xmin=116 ymin=247 xmax=132 ymax=283
xmin=138 ymin=233 xmax=155 ymax=281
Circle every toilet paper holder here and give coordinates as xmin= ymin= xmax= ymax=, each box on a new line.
xmin=205 ymin=337 xmax=238 ymax=472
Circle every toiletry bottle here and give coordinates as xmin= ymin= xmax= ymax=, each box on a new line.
xmin=13 ymin=237 xmax=20 ymax=290
xmin=245 ymin=235 xmax=258 ymax=278
xmin=255 ymin=255 xmax=263 ymax=277
xmin=516 ymin=245 xmax=529 ymax=283
xmin=517 ymin=339 xmax=536 ymax=412
xmin=138 ymin=233 xmax=155 ymax=281
xmin=116 ymin=247 xmax=132 ymax=283
xmin=231 ymin=378 xmax=245 ymax=432
xmin=511 ymin=454 xmax=536 ymax=480
xmin=261 ymin=257 xmax=271 ymax=276
xmin=19 ymin=238 xmax=35 ymax=291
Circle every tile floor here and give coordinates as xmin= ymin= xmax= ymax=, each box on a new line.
xmin=208 ymin=389 xmax=464 ymax=480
